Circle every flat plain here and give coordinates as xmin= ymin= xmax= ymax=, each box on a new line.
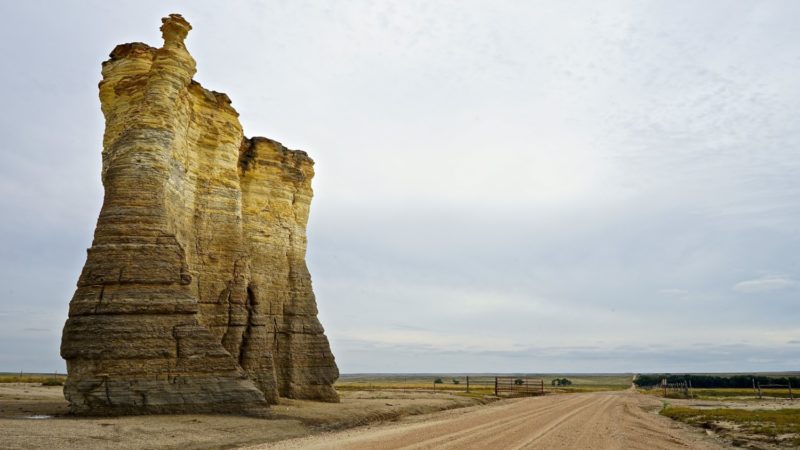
xmin=2 ymin=373 xmax=799 ymax=449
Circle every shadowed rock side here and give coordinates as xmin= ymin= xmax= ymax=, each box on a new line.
xmin=60 ymin=14 xmax=338 ymax=415
xmin=240 ymin=138 xmax=339 ymax=402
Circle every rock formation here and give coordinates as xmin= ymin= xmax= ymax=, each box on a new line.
xmin=60 ymin=14 xmax=339 ymax=415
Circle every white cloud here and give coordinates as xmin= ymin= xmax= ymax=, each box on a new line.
xmin=733 ymin=275 xmax=797 ymax=293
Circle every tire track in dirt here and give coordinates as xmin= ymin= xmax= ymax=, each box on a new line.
xmin=396 ymin=394 xmax=597 ymax=449
xmin=511 ymin=393 xmax=618 ymax=449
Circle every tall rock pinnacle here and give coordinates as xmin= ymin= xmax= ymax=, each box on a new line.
xmin=60 ymin=14 xmax=339 ymax=415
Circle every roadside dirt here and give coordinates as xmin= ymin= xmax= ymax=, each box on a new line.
xmin=655 ymin=395 xmax=800 ymax=449
xmin=0 ymin=384 xmax=487 ymax=449
xmin=660 ymin=395 xmax=798 ymax=411
xmin=246 ymin=390 xmax=726 ymax=449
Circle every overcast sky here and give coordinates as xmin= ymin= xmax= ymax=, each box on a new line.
xmin=1 ymin=0 xmax=798 ymax=374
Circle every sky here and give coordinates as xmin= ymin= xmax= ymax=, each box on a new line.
xmin=0 ymin=0 xmax=798 ymax=374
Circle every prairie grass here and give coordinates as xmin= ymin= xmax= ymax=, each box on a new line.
xmin=0 ymin=373 xmax=66 ymax=385
xmin=641 ymin=387 xmax=796 ymax=400
xmin=335 ymin=374 xmax=632 ymax=394
xmin=692 ymin=388 xmax=795 ymax=399
xmin=661 ymin=405 xmax=800 ymax=446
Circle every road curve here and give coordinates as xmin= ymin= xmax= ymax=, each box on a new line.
xmin=247 ymin=391 xmax=723 ymax=450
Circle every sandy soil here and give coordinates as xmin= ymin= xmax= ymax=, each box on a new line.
xmin=663 ymin=395 xmax=798 ymax=411
xmin=656 ymin=395 xmax=800 ymax=448
xmin=245 ymin=390 xmax=725 ymax=450
xmin=0 ymin=384 xmax=487 ymax=449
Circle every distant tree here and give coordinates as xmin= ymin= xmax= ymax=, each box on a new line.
xmin=434 ymin=378 xmax=444 ymax=384
xmin=452 ymin=379 xmax=460 ymax=385
xmin=514 ymin=378 xmax=524 ymax=385
xmin=552 ymin=378 xmax=572 ymax=386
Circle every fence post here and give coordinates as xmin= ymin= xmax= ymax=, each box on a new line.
xmin=495 ymin=377 xmax=498 ymax=396
xmin=753 ymin=378 xmax=757 ymax=398
xmin=466 ymin=376 xmax=470 ymax=393
xmin=757 ymin=381 xmax=762 ymax=399
xmin=789 ymin=380 xmax=794 ymax=401
xmin=662 ymin=378 xmax=667 ymax=397
xmin=541 ymin=379 xmax=544 ymax=394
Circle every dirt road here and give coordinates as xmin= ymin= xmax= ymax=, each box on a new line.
xmin=0 ymin=384 xmax=485 ymax=449
xmin=249 ymin=391 xmax=723 ymax=450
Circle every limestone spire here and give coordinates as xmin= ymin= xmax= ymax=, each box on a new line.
xmin=61 ymin=12 xmax=339 ymax=415
xmin=160 ymin=13 xmax=191 ymax=46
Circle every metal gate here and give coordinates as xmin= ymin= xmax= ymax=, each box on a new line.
xmin=494 ymin=377 xmax=544 ymax=396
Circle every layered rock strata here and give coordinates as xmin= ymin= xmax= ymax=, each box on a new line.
xmin=60 ymin=14 xmax=338 ymax=415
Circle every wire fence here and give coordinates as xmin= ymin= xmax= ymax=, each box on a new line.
xmin=754 ymin=381 xmax=794 ymax=400
xmin=428 ymin=376 xmax=544 ymax=396
xmin=639 ymin=377 xmax=795 ymax=400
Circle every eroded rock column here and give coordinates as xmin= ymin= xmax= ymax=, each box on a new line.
xmin=61 ymin=14 xmax=337 ymax=415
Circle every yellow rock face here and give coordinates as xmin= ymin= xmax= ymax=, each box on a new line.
xmin=60 ymin=14 xmax=338 ymax=415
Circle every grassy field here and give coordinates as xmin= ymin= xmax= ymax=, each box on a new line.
xmin=661 ymin=405 xmax=800 ymax=447
xmin=640 ymin=387 xmax=796 ymax=400
xmin=3 ymin=372 xmax=632 ymax=393
xmin=0 ymin=373 xmax=66 ymax=385
xmin=692 ymin=388 xmax=796 ymax=400
xmin=335 ymin=374 xmax=632 ymax=394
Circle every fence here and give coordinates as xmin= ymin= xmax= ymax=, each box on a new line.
xmin=754 ymin=379 xmax=794 ymax=400
xmin=427 ymin=376 xmax=545 ymax=397
xmin=337 ymin=375 xmax=550 ymax=396
xmin=640 ymin=378 xmax=795 ymax=401
xmin=661 ymin=379 xmax=692 ymax=398
xmin=494 ymin=377 xmax=544 ymax=396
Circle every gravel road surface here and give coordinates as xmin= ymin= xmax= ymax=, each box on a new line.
xmin=249 ymin=390 xmax=723 ymax=450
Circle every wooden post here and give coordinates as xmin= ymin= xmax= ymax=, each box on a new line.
xmin=788 ymin=380 xmax=794 ymax=400
xmin=753 ymin=378 xmax=757 ymax=398
xmin=662 ymin=378 xmax=667 ymax=397
xmin=495 ymin=377 xmax=498 ymax=396
xmin=466 ymin=376 xmax=470 ymax=393
xmin=433 ymin=380 xmax=436 ymax=393
xmin=757 ymin=381 xmax=762 ymax=399
xmin=688 ymin=380 xmax=693 ymax=398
